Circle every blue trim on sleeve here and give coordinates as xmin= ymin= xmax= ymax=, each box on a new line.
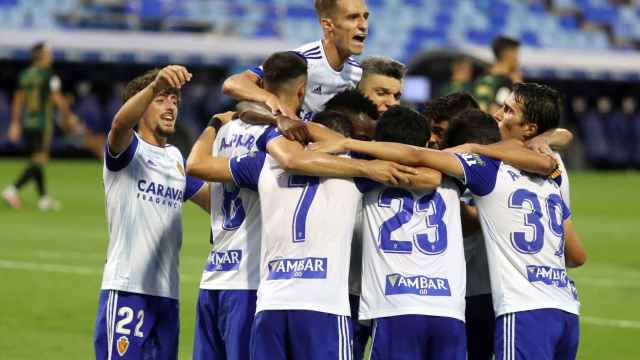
xmin=105 ymin=135 xmax=139 ymax=172
xmin=250 ymin=65 xmax=264 ymax=79
xmin=184 ymin=175 xmax=205 ymax=201
xmin=229 ymin=151 xmax=266 ymax=191
xmin=256 ymin=126 xmax=282 ymax=152
xmin=454 ymin=153 xmax=500 ymax=196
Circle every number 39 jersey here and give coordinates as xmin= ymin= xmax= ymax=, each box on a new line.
xmin=230 ymin=152 xmax=367 ymax=316
xmin=199 ymin=119 xmax=269 ymax=290
xmin=359 ymin=179 xmax=466 ymax=322
xmin=455 ymin=153 xmax=579 ymax=317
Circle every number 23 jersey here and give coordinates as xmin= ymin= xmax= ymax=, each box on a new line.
xmin=358 ymin=179 xmax=466 ymax=322
xmin=455 ymin=153 xmax=579 ymax=317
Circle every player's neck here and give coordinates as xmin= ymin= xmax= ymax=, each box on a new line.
xmin=138 ymin=127 xmax=167 ymax=147
xmin=490 ymin=62 xmax=511 ymax=76
xmin=322 ymin=39 xmax=348 ymax=72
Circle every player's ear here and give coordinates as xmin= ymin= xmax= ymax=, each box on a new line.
xmin=320 ymin=17 xmax=334 ymax=35
xmin=523 ymin=122 xmax=538 ymax=139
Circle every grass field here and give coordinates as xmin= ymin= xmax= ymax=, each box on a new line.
xmin=0 ymin=159 xmax=639 ymax=359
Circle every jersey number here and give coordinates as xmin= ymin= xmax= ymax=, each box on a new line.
xmin=288 ymin=175 xmax=320 ymax=242
xmin=115 ymin=306 xmax=144 ymax=338
xmin=508 ymin=189 xmax=565 ymax=255
xmin=378 ymin=188 xmax=448 ymax=255
xmin=221 ymin=183 xmax=246 ymax=230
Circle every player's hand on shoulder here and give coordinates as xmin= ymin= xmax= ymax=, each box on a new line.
xmin=276 ymin=114 xmax=309 ymax=143
xmin=153 ymin=65 xmax=192 ymax=93
xmin=526 ymin=136 xmax=554 ymax=156
xmin=212 ymin=111 xmax=236 ymax=125
xmin=307 ymin=138 xmax=348 ymax=154
xmin=8 ymin=123 xmax=21 ymax=143
xmin=365 ymin=160 xmax=418 ymax=187
xmin=264 ymin=93 xmax=294 ymax=118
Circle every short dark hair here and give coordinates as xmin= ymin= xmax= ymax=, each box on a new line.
xmin=512 ymin=82 xmax=561 ymax=135
xmin=423 ymin=92 xmax=479 ymax=125
xmin=31 ymin=42 xmax=47 ymax=62
xmin=492 ymin=36 xmax=520 ymax=60
xmin=122 ymin=69 xmax=180 ymax=103
xmin=374 ymin=106 xmax=430 ymax=147
xmin=443 ymin=109 xmax=501 ymax=148
xmin=314 ymin=0 xmax=338 ymax=18
xmin=324 ymin=89 xmax=379 ymax=120
xmin=361 ymin=56 xmax=406 ymax=82
xmin=262 ymin=51 xmax=308 ymax=92
xmin=312 ymin=110 xmax=354 ymax=137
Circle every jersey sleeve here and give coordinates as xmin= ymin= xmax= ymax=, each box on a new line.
xmin=105 ymin=135 xmax=139 ymax=172
xmin=249 ymin=65 xmax=264 ymax=79
xmin=229 ymin=151 xmax=266 ymax=191
xmin=184 ymin=175 xmax=205 ymax=201
xmin=454 ymin=153 xmax=500 ymax=196
xmin=256 ymin=126 xmax=282 ymax=152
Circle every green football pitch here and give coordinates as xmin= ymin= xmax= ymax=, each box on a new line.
xmin=0 ymin=159 xmax=638 ymax=359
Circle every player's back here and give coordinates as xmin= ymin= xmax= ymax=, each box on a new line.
xmin=359 ymin=178 xmax=466 ymax=321
xmin=457 ymin=153 xmax=578 ymax=317
xmin=102 ymin=133 xmax=188 ymax=299
xmin=231 ymin=152 xmax=364 ymax=316
xmin=200 ymin=119 xmax=268 ymax=290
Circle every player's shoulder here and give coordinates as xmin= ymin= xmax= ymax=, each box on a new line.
xmin=294 ymin=40 xmax=322 ymax=56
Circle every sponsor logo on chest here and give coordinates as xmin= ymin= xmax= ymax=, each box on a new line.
xmin=385 ymin=273 xmax=451 ymax=297
xmin=267 ymin=257 xmax=327 ymax=280
xmin=136 ymin=179 xmax=183 ymax=209
xmin=205 ymin=250 xmax=242 ymax=272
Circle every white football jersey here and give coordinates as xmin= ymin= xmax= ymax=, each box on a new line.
xmin=359 ymin=179 xmax=466 ymax=322
xmin=456 ymin=153 xmax=579 ymax=317
xmin=251 ymin=40 xmax=362 ymax=121
xmin=199 ymin=119 xmax=269 ymax=290
xmin=102 ymin=133 xmax=203 ymax=299
xmin=230 ymin=152 xmax=367 ymax=316
xmin=461 ymin=190 xmax=492 ymax=297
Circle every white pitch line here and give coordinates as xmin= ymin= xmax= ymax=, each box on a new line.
xmin=582 ymin=316 xmax=640 ymax=330
xmin=0 ymin=259 xmax=199 ymax=282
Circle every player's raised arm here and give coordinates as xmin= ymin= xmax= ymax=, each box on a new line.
xmin=563 ymin=219 xmax=586 ymax=268
xmin=186 ymin=114 xmax=235 ymax=183
xmin=109 ymin=65 xmax=191 ymax=154
xmin=448 ymin=139 xmax=557 ymax=176
xmin=223 ymin=70 xmax=291 ymax=117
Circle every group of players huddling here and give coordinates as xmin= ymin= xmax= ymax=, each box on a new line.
xmin=91 ymin=1 xmax=587 ymax=359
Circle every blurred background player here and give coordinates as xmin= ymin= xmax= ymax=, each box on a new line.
xmin=2 ymin=42 xmax=79 ymax=211
xmin=424 ymin=92 xmax=479 ymax=149
xmin=357 ymin=56 xmax=405 ymax=114
xmin=472 ymin=36 xmax=521 ymax=114
xmin=94 ymin=65 xmax=209 ymax=360
xmin=223 ymin=0 xmax=369 ymax=121
xmin=437 ymin=55 xmax=474 ymax=97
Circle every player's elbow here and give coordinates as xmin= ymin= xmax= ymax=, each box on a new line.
xmin=277 ymin=153 xmax=300 ymax=172
xmin=566 ymin=251 xmax=587 ymax=268
xmin=222 ymin=73 xmax=249 ymax=97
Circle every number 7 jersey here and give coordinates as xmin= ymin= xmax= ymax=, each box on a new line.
xmin=455 ymin=153 xmax=579 ymax=317
xmin=230 ymin=152 xmax=367 ymax=316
